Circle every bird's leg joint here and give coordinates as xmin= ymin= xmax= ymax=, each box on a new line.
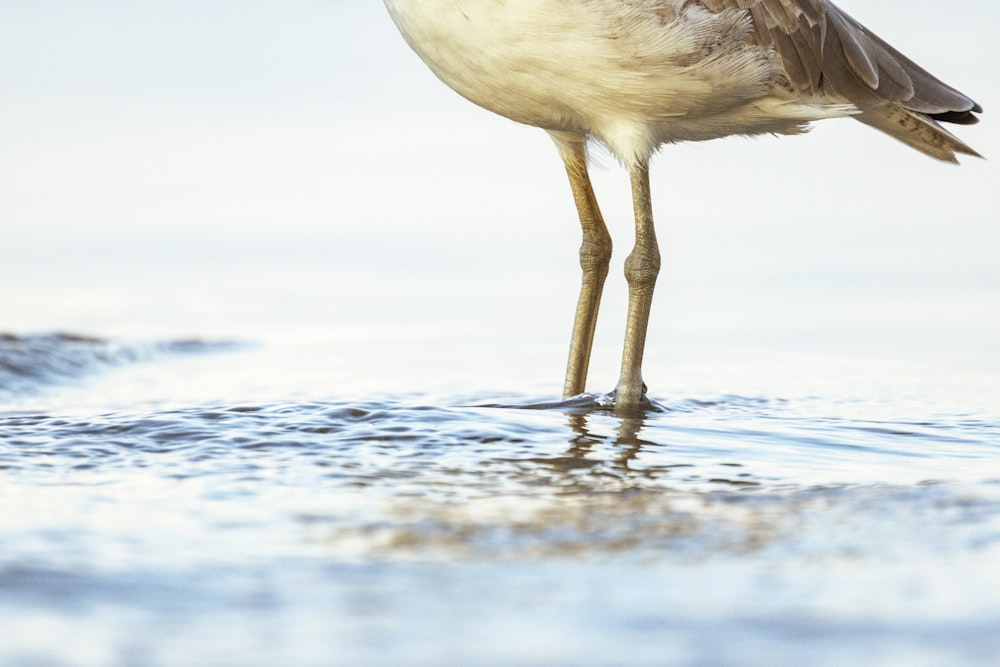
xmin=623 ymin=243 xmax=660 ymax=287
xmin=578 ymin=232 xmax=612 ymax=275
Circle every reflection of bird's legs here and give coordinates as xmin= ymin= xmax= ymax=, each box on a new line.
xmin=564 ymin=413 xmax=646 ymax=471
xmin=615 ymin=159 xmax=660 ymax=415
xmin=552 ymin=132 xmax=612 ymax=399
xmin=565 ymin=413 xmax=599 ymax=459
xmin=614 ymin=417 xmax=645 ymax=469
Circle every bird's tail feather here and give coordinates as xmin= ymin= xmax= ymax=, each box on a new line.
xmin=820 ymin=7 xmax=983 ymax=163
xmin=856 ymin=106 xmax=982 ymax=164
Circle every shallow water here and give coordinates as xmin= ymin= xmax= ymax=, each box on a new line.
xmin=2 ymin=325 xmax=999 ymax=666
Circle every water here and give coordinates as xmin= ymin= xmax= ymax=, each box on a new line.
xmin=2 ymin=293 xmax=999 ymax=666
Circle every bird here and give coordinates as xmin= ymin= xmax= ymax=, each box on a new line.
xmin=382 ymin=0 xmax=981 ymax=415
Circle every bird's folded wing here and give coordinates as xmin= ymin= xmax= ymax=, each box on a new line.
xmin=697 ymin=0 xmax=980 ymax=119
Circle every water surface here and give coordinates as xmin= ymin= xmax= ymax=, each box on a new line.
xmin=2 ymin=326 xmax=999 ymax=666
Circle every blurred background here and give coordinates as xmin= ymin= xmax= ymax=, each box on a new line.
xmin=2 ymin=0 xmax=997 ymax=404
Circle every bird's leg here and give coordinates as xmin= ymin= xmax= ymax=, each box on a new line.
xmin=615 ymin=159 xmax=660 ymax=415
xmin=552 ymin=133 xmax=612 ymax=398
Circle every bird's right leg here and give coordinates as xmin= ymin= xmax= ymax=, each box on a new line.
xmin=550 ymin=132 xmax=612 ymax=398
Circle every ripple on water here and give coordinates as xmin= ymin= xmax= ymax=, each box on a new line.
xmin=0 ymin=332 xmax=242 ymax=402
xmin=2 ymin=395 xmax=998 ymax=563
xmin=2 ymin=388 xmax=1000 ymax=667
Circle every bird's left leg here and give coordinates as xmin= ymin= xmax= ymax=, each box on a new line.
xmin=615 ymin=158 xmax=660 ymax=415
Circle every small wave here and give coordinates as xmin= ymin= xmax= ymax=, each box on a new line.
xmin=0 ymin=332 xmax=240 ymax=401
xmin=3 ymin=398 xmax=998 ymax=563
xmin=476 ymin=391 xmax=672 ymax=414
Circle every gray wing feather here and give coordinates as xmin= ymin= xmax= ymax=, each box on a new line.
xmin=697 ymin=0 xmax=982 ymax=161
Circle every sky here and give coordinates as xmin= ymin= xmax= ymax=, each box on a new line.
xmin=1 ymin=0 xmax=997 ymax=384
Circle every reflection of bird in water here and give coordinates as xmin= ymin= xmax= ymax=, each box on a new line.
xmin=493 ymin=411 xmax=650 ymax=486
xmin=383 ymin=0 xmax=981 ymax=415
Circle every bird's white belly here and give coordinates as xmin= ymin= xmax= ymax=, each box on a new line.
xmin=384 ymin=0 xmax=851 ymax=162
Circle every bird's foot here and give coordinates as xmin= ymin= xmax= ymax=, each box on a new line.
xmin=607 ymin=382 xmax=653 ymax=417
